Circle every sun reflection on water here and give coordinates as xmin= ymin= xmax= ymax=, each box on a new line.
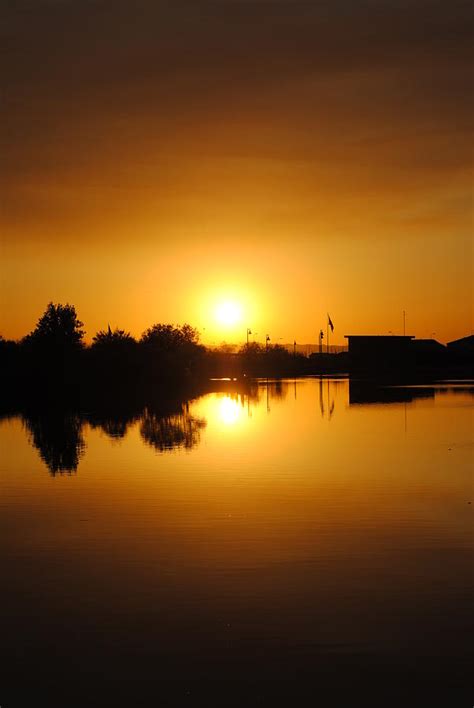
xmin=218 ymin=396 xmax=241 ymax=426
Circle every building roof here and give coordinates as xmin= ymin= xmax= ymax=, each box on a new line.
xmin=411 ymin=339 xmax=445 ymax=350
xmin=447 ymin=334 xmax=474 ymax=349
xmin=344 ymin=335 xmax=415 ymax=340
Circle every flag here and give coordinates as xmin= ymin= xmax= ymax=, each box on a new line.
xmin=327 ymin=314 xmax=334 ymax=332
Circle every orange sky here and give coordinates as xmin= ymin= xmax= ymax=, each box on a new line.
xmin=1 ymin=0 xmax=472 ymax=344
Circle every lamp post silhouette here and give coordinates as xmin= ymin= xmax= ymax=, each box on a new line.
xmin=265 ymin=335 xmax=270 ymax=351
xmin=246 ymin=328 xmax=252 ymax=346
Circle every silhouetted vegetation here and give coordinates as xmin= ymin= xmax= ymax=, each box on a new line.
xmin=10 ymin=303 xmax=86 ymax=398
xmin=1 ymin=303 xmax=211 ymax=402
xmin=1 ymin=303 xmax=472 ymax=407
xmin=139 ymin=322 xmax=205 ymax=383
xmin=238 ymin=341 xmax=309 ymax=376
xmin=88 ymin=325 xmax=139 ymax=389
xmin=23 ymin=302 xmax=85 ymax=350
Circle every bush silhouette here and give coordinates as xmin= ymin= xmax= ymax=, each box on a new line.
xmin=89 ymin=326 xmax=139 ymax=389
xmin=92 ymin=326 xmax=136 ymax=350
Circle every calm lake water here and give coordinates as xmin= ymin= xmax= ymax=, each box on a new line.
xmin=1 ymin=378 xmax=472 ymax=706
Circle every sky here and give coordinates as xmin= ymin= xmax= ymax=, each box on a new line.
xmin=1 ymin=0 xmax=472 ymax=344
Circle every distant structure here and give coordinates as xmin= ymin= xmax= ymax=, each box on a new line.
xmin=411 ymin=338 xmax=446 ymax=366
xmin=447 ymin=335 xmax=474 ymax=358
xmin=345 ymin=333 xmax=473 ymax=375
xmin=345 ymin=335 xmax=415 ymax=371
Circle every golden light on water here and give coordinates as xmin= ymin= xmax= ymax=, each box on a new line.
xmin=218 ymin=396 xmax=241 ymax=426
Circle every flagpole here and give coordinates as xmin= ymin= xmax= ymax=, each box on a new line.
xmin=327 ymin=314 xmax=334 ymax=353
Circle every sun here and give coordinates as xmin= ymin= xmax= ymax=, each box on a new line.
xmin=215 ymin=300 xmax=242 ymax=327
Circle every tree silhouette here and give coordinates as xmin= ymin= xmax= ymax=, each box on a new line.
xmin=140 ymin=323 xmax=200 ymax=349
xmin=239 ymin=341 xmax=264 ymax=356
xmin=24 ymin=302 xmax=85 ymax=350
xmin=238 ymin=341 xmax=299 ymax=376
xmin=140 ymin=323 xmax=204 ymax=379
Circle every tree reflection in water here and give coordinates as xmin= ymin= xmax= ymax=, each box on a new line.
xmin=19 ymin=401 xmax=206 ymax=475
xmin=140 ymin=405 xmax=206 ymax=452
xmin=22 ymin=412 xmax=85 ymax=475
xmin=88 ymin=409 xmax=141 ymax=440
xmin=16 ymin=381 xmax=289 ymax=475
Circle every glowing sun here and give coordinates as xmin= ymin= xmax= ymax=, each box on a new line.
xmin=215 ymin=300 xmax=242 ymax=327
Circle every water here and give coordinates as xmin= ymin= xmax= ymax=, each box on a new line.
xmin=1 ymin=379 xmax=472 ymax=706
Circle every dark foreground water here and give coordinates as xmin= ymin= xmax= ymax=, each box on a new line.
xmin=1 ymin=379 xmax=472 ymax=706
